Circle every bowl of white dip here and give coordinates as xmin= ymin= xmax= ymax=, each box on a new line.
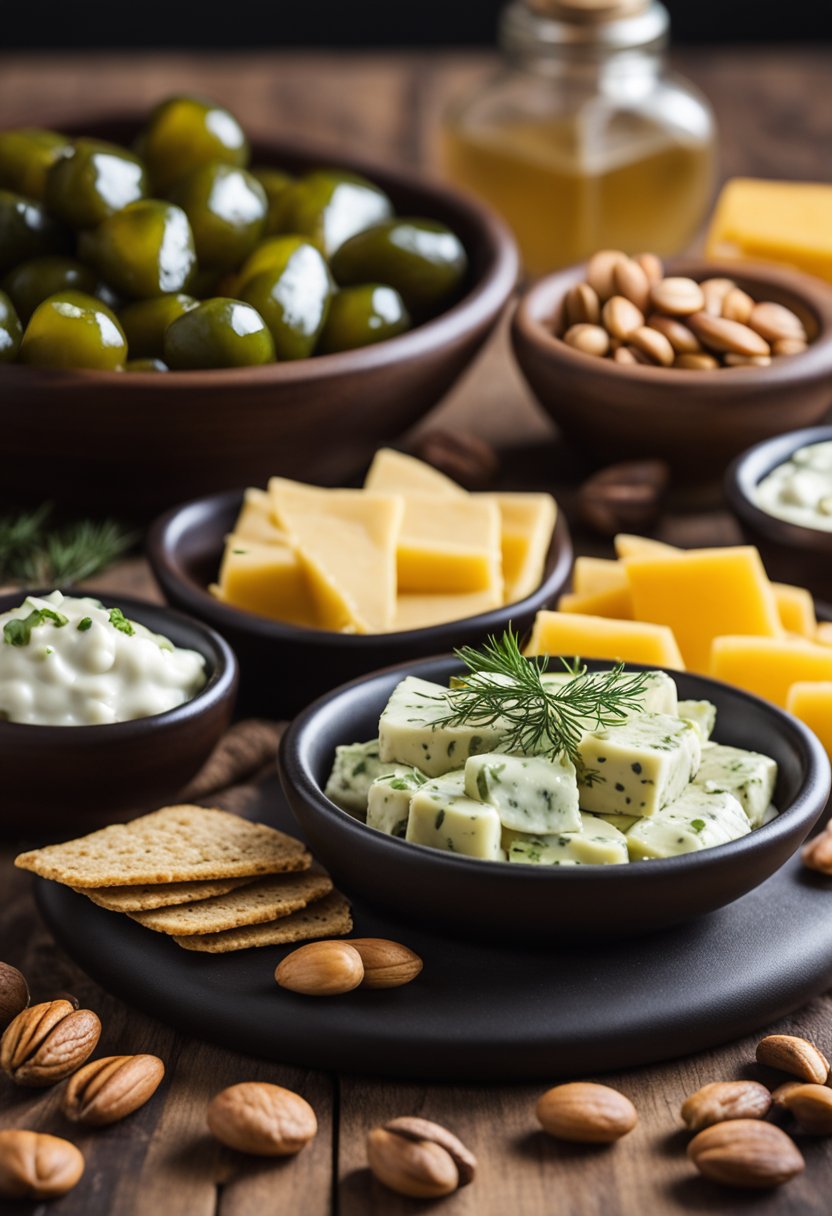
xmin=0 ymin=589 xmax=237 ymax=836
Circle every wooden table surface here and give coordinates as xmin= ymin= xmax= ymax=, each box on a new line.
xmin=1 ymin=49 xmax=831 ymax=1215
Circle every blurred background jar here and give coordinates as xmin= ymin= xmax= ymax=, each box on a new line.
xmin=439 ymin=0 xmax=716 ymax=275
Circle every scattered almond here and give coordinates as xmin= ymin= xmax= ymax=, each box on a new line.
xmin=801 ymin=826 xmax=832 ymax=875
xmin=0 ymin=962 xmax=29 ymax=1032
xmin=275 ymin=940 xmax=364 ymax=996
xmin=536 ymin=1082 xmax=637 ymax=1143
xmin=208 ymin=1082 xmax=318 ymax=1156
xmin=687 ymin=1119 xmax=804 ymax=1189
xmin=347 ymin=939 xmax=423 ymax=989
xmin=770 ymin=1080 xmax=805 ymax=1108
xmin=0 ymin=1000 xmax=101 ymax=1088
xmin=0 ymin=1130 xmax=84 ymax=1200
xmin=367 ymin=1116 xmax=476 ymax=1198
xmin=62 ymin=1054 xmax=165 ymax=1126
xmin=780 ymin=1083 xmax=832 ymax=1135
xmin=756 ymin=1034 xmax=830 ymax=1084
xmin=681 ymin=1080 xmax=771 ymax=1131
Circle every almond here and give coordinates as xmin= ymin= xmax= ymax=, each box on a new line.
xmin=602 ymin=295 xmax=644 ymax=341
xmin=0 ymin=1000 xmax=101 ymax=1087
xmin=770 ymin=1080 xmax=805 ymax=1108
xmin=699 ymin=277 xmax=736 ymax=315
xmin=649 ymin=276 xmax=705 ymax=316
xmin=687 ymin=1119 xmax=804 ymax=1188
xmin=536 ymin=1082 xmax=637 ymax=1143
xmin=0 ymin=1130 xmax=84 ymax=1200
xmin=367 ymin=1116 xmax=476 ymax=1198
xmin=721 ymin=287 xmax=755 ymax=324
xmin=628 ymin=325 xmax=675 ymax=367
xmin=563 ymin=323 xmax=610 ymax=357
xmin=724 ymin=353 xmax=772 ymax=367
xmin=208 ymin=1081 xmax=317 ymax=1156
xmin=347 ymin=939 xmax=423 ymax=989
xmin=633 ymin=252 xmax=663 ymax=285
xmin=586 ymin=249 xmax=628 ymax=301
xmin=612 ymin=258 xmax=651 ymax=313
xmin=748 ymin=301 xmax=807 ymax=344
xmin=674 ymin=353 xmax=719 ymax=370
xmin=62 ymin=1054 xmax=165 ymax=1126
xmin=613 ymin=345 xmax=639 ymax=365
xmin=646 ymin=313 xmax=701 ymax=355
xmin=688 ymin=312 xmax=771 ymax=357
xmin=773 ymin=337 xmax=808 ymax=357
xmin=275 ymin=940 xmax=364 ymax=996
xmin=756 ymin=1034 xmax=830 ymax=1083
xmin=780 ymin=1083 xmax=832 ymax=1134
xmin=801 ymin=827 xmax=832 ymax=875
xmin=0 ymin=962 xmax=29 ymax=1032
xmin=564 ymin=282 xmax=601 ymax=327
xmin=681 ymin=1080 xmax=771 ymax=1131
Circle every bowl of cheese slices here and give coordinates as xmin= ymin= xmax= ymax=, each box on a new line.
xmin=279 ymin=640 xmax=830 ymax=940
xmin=147 ymin=449 xmax=572 ymax=716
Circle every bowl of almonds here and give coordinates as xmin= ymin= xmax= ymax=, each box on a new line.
xmin=511 ymin=252 xmax=832 ymax=476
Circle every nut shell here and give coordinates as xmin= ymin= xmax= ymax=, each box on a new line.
xmin=0 ymin=1129 xmax=84 ymax=1200
xmin=756 ymin=1034 xmax=830 ymax=1084
xmin=536 ymin=1081 xmax=637 ymax=1143
xmin=207 ymin=1082 xmax=318 ymax=1156
xmin=348 ymin=939 xmax=423 ymax=989
xmin=275 ymin=941 xmax=364 ymax=996
xmin=63 ymin=1054 xmax=165 ymax=1126
xmin=687 ymin=1119 xmax=804 ymax=1189
xmin=0 ymin=1000 xmax=101 ymax=1087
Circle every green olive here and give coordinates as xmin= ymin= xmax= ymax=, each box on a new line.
xmin=251 ymin=167 xmax=295 ymax=235
xmin=125 ymin=357 xmax=168 ymax=372
xmin=163 ymin=297 xmax=275 ymax=369
xmin=331 ymin=218 xmax=468 ymax=315
xmin=119 ymin=293 xmax=197 ymax=358
xmin=0 ymin=128 xmax=71 ymax=200
xmin=138 ymin=96 xmax=249 ymax=193
xmin=79 ymin=200 xmax=196 ymax=299
xmin=0 ymin=290 xmax=22 ymax=363
xmin=171 ymin=162 xmax=267 ymax=270
xmin=238 ymin=237 xmax=332 ymax=360
xmin=271 ymin=170 xmax=393 ymax=258
xmin=20 ymin=290 xmax=127 ymax=370
xmin=2 ymin=256 xmax=98 ymax=323
xmin=45 ymin=139 xmax=147 ymax=229
xmin=318 ymin=284 xmax=410 ymax=354
xmin=0 ymin=189 xmax=68 ymax=274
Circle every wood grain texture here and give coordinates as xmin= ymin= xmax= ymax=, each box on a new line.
xmin=0 ymin=49 xmax=831 ymax=1216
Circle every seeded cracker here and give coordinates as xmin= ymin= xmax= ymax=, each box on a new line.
xmin=78 ymin=877 xmax=256 ymax=913
xmin=174 ymin=891 xmax=353 ymax=953
xmin=14 ymin=806 xmax=310 ymax=887
xmin=129 ymin=870 xmax=334 ymax=936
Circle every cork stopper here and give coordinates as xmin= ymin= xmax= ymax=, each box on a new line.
xmin=526 ymin=0 xmax=649 ymax=21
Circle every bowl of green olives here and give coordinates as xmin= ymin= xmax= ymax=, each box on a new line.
xmin=0 ymin=97 xmax=518 ymax=515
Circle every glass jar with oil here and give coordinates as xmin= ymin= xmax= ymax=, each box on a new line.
xmin=440 ymin=0 xmax=715 ymax=275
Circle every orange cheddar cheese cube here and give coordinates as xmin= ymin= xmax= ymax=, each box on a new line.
xmin=773 ymin=583 xmax=817 ymax=638
xmin=816 ymin=622 xmax=832 ymax=646
xmin=392 ymin=590 xmax=502 ymax=632
xmin=526 ymin=611 xmax=684 ymax=670
xmin=234 ymin=487 xmax=286 ymax=545
xmin=624 ymin=547 xmax=781 ymax=673
xmin=573 ymin=556 xmax=629 ymax=596
xmin=212 ymin=536 xmax=317 ymax=627
xmin=786 ymin=682 xmax=832 ymax=759
xmin=614 ymin=534 xmax=680 ymax=560
xmin=558 ymin=585 xmax=634 ymax=620
xmin=706 ymin=178 xmax=832 ymax=285
xmin=710 ymin=636 xmax=832 ymax=708
xmin=397 ymin=495 xmax=502 ymax=596
xmin=364 ymin=447 xmax=465 ymax=498
xmin=482 ymin=492 xmax=556 ymax=604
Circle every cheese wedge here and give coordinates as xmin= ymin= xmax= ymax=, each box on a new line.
xmin=269 ymin=478 xmax=402 ymax=633
xmin=818 ymin=623 xmax=832 ymax=646
xmin=573 ymin=556 xmax=629 ymax=596
xmin=772 ymin=583 xmax=816 ymax=638
xmin=786 ymin=682 xmax=832 ymax=759
xmin=706 ymin=178 xmax=832 ymax=284
xmin=526 ymin=611 xmax=684 ymax=670
xmin=234 ymin=487 xmax=285 ymax=544
xmin=625 ymin=547 xmax=782 ymax=673
xmin=479 ymin=492 xmax=556 ymax=603
xmin=392 ymin=590 xmax=501 ymax=632
xmin=710 ymin=635 xmax=832 ymax=707
xmin=364 ymin=447 xmax=465 ymax=498
xmin=397 ymin=495 xmax=502 ymax=596
xmin=212 ymin=536 xmax=317 ymax=626
xmin=558 ymin=585 xmax=634 ymax=620
xmin=613 ymin=534 xmax=680 ymax=559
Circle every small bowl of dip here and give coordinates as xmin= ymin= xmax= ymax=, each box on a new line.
xmin=726 ymin=425 xmax=832 ymax=601
xmin=0 ymin=589 xmax=238 ymax=837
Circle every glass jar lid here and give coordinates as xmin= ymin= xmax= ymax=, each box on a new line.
xmin=504 ymin=0 xmax=669 ymax=54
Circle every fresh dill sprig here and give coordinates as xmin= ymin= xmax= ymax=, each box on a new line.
xmin=427 ymin=627 xmax=652 ymax=764
xmin=0 ymin=507 xmax=137 ymax=587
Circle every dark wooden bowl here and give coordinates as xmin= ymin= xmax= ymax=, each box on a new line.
xmin=512 ymin=260 xmax=832 ymax=479
xmin=0 ymin=590 xmax=238 ymax=838
xmin=0 ymin=117 xmax=518 ymax=517
xmin=280 ymin=656 xmax=830 ymax=941
xmin=725 ymin=425 xmax=832 ymax=601
xmin=146 ymin=488 xmax=573 ymax=717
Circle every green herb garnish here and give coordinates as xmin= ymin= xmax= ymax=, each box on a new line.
xmin=108 ymin=608 xmax=135 ymax=636
xmin=0 ymin=506 xmax=137 ymax=587
xmin=77 ymin=617 xmax=93 ymax=632
xmin=691 ymin=818 xmax=706 ymax=833
xmin=3 ymin=606 xmax=69 ymax=647
xmin=424 ymin=627 xmax=651 ymax=765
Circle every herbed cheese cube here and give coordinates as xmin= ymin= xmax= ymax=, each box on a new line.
xmin=577 ymin=713 xmax=701 ymax=818
xmin=378 ymin=676 xmax=510 ymax=777
xmin=464 ymin=751 xmax=580 ymax=835
xmin=540 ymin=668 xmax=678 ymax=718
xmin=506 ymin=813 xmax=629 ymax=866
xmin=324 ymin=740 xmax=419 ymax=818
xmin=366 ymin=770 xmax=427 ymax=837
xmin=678 ymin=700 xmax=717 ymax=741
xmin=693 ymin=742 xmax=778 ymax=827
xmin=406 ymin=771 xmax=502 ymax=860
xmin=626 ymin=786 xmax=750 ymax=860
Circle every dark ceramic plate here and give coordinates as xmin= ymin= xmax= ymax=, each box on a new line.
xmin=280 ymin=657 xmax=830 ymax=940
xmin=726 ymin=425 xmax=832 ymax=602
xmin=147 ymin=490 xmax=572 ymax=716
xmin=0 ymin=590 xmax=237 ymax=837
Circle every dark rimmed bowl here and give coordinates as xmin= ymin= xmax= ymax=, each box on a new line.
xmin=0 ymin=116 xmax=519 ymax=517
xmin=726 ymin=425 xmax=832 ymax=601
xmin=512 ymin=259 xmax=832 ymax=479
xmin=147 ymin=488 xmax=572 ymax=717
xmin=279 ymin=655 xmax=830 ymax=940
xmin=0 ymin=590 xmax=238 ymax=838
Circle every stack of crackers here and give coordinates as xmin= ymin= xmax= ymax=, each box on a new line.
xmin=15 ymin=805 xmax=352 ymax=953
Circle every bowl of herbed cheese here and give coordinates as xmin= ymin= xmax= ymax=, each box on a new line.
xmin=279 ymin=632 xmax=830 ymax=939
xmin=0 ymin=589 xmax=237 ymax=834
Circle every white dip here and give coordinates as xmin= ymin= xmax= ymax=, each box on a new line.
xmin=753 ymin=440 xmax=832 ymax=532
xmin=0 ymin=591 xmax=207 ymax=726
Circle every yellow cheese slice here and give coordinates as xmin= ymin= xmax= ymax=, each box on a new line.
xmin=233 ymin=487 xmax=287 ymax=544
xmin=706 ymin=178 xmax=832 ymax=284
xmin=573 ymin=556 xmax=629 ymax=596
xmin=772 ymin=583 xmax=817 ymax=638
xmin=613 ymin=534 xmax=680 ymax=560
xmin=364 ymin=448 xmax=465 ymax=498
xmin=558 ymin=585 xmax=634 ymax=620
xmin=479 ymin=492 xmax=556 ymax=603
xmin=786 ymin=682 xmax=832 ymax=759
xmin=392 ymin=590 xmax=502 ymax=632
xmin=269 ymin=479 xmax=402 ymax=633
xmin=397 ymin=495 xmax=502 ymax=596
xmin=624 ymin=547 xmax=782 ymax=673
xmin=710 ymin=636 xmax=832 ymax=708
xmin=526 ymin=611 xmax=684 ymax=670
xmin=212 ymin=535 xmax=317 ymax=627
